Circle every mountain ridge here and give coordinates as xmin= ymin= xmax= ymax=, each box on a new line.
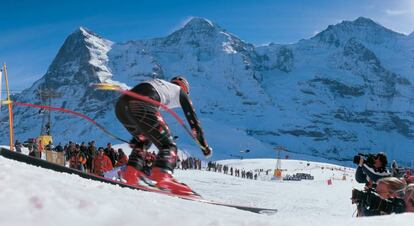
xmin=1 ymin=17 xmax=414 ymax=164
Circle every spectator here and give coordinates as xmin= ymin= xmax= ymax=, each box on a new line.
xmin=80 ymin=142 xmax=88 ymax=155
xmin=33 ymin=138 xmax=40 ymax=158
xmin=55 ymin=142 xmax=63 ymax=152
xmin=176 ymin=157 xmax=182 ymax=169
xmin=115 ymin=148 xmax=128 ymax=167
xmin=105 ymin=143 xmax=118 ymax=166
xmin=65 ymin=141 xmax=75 ymax=161
xmin=38 ymin=139 xmax=44 ymax=158
xmin=85 ymin=141 xmax=97 ymax=172
xmin=69 ymin=146 xmax=87 ymax=171
xmin=391 ymin=160 xmax=400 ymax=177
xmin=46 ymin=141 xmax=54 ymax=151
xmin=92 ymin=147 xmax=113 ymax=176
xmin=28 ymin=140 xmax=35 ymax=157
xmin=14 ymin=140 xmax=22 ymax=153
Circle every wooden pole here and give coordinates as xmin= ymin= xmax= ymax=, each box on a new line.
xmin=3 ymin=63 xmax=14 ymax=151
xmin=0 ymin=69 xmax=2 ymax=112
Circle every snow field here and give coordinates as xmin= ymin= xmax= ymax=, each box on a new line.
xmin=0 ymin=153 xmax=412 ymax=226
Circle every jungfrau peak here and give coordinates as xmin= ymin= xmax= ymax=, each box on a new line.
xmin=1 ymin=17 xmax=414 ymax=163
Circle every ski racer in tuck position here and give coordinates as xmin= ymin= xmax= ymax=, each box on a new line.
xmin=115 ymin=76 xmax=212 ymax=195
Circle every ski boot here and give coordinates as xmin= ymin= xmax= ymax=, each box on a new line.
xmin=121 ymin=165 xmax=143 ymax=185
xmin=150 ymin=167 xmax=198 ymax=196
xmin=121 ymin=138 xmax=154 ymax=187
xmin=150 ymin=148 xmax=199 ymax=196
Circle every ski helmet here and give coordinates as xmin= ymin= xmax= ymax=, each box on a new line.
xmin=170 ymin=76 xmax=190 ymax=94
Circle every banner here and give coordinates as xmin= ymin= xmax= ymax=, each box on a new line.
xmin=45 ymin=150 xmax=65 ymax=166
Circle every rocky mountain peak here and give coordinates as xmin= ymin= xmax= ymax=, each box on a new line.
xmin=352 ymin=17 xmax=378 ymax=27
xmin=41 ymin=26 xmax=113 ymax=91
xmin=182 ymin=17 xmax=218 ymax=31
xmin=78 ymin=26 xmax=99 ymax=37
xmin=163 ymin=17 xmax=230 ymax=46
xmin=312 ymin=17 xmax=403 ymax=47
xmin=58 ymin=27 xmax=104 ymax=51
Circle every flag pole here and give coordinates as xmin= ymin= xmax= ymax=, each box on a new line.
xmin=3 ymin=63 xmax=14 ymax=151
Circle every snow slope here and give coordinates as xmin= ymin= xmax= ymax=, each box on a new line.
xmin=0 ymin=152 xmax=412 ymax=226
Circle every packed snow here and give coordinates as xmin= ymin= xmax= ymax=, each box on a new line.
xmin=0 ymin=146 xmax=412 ymax=226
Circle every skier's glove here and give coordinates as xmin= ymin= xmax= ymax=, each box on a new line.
xmin=201 ymin=145 xmax=213 ymax=158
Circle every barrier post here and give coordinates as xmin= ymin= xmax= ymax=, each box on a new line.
xmin=2 ymin=64 xmax=14 ymax=151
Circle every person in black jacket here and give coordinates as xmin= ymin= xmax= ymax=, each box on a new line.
xmin=85 ymin=141 xmax=97 ymax=172
xmin=354 ymin=152 xmax=391 ymax=216
xmin=14 ymin=140 xmax=22 ymax=153
xmin=355 ymin=152 xmax=390 ymax=188
xmin=54 ymin=142 xmax=63 ymax=152
xmin=104 ymin=143 xmax=118 ymax=166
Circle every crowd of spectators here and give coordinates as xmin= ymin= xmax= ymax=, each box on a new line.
xmin=283 ymin=173 xmax=314 ymax=181
xmin=16 ymin=139 xmax=160 ymax=177
xmin=207 ymin=161 xmax=259 ymax=180
xmin=178 ymin=157 xmax=202 ymax=170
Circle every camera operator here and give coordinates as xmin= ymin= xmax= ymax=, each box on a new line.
xmin=376 ymin=177 xmax=406 ymax=199
xmin=352 ymin=187 xmax=406 ymax=216
xmin=353 ymin=152 xmax=391 ymax=216
xmin=352 ymin=177 xmax=406 ymax=217
xmin=355 ymin=152 xmax=390 ymax=189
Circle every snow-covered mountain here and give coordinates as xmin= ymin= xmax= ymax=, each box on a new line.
xmin=1 ymin=17 xmax=414 ymax=164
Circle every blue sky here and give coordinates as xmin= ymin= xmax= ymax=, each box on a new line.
xmin=0 ymin=0 xmax=413 ymax=91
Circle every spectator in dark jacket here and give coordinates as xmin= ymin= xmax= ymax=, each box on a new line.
xmin=391 ymin=160 xmax=400 ymax=177
xmin=104 ymin=143 xmax=118 ymax=166
xmin=55 ymin=142 xmax=63 ymax=152
xmin=115 ymin=149 xmax=128 ymax=167
xmin=45 ymin=141 xmax=54 ymax=152
xmin=65 ymin=141 xmax=75 ymax=160
xmin=14 ymin=140 xmax=22 ymax=153
xmin=80 ymin=142 xmax=88 ymax=155
xmin=86 ymin=141 xmax=97 ymax=172
xmin=33 ymin=138 xmax=40 ymax=158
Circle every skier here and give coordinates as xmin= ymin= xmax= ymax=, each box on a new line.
xmin=115 ymin=76 xmax=212 ymax=195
